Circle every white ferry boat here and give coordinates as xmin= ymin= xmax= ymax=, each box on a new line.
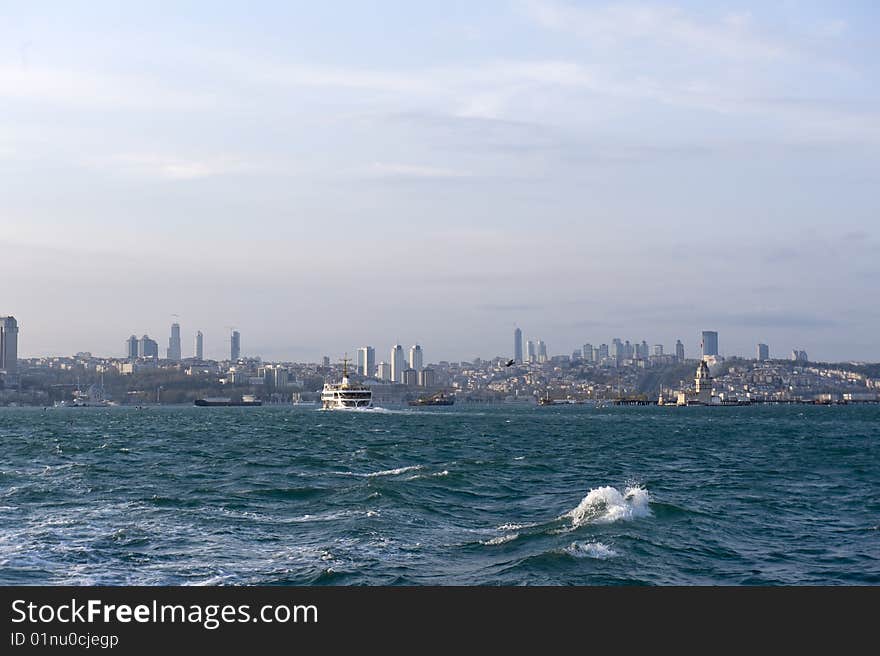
xmin=321 ymin=358 xmax=373 ymax=410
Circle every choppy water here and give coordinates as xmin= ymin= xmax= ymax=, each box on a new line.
xmin=1 ymin=404 xmax=878 ymax=585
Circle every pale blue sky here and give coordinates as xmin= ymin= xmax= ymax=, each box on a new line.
xmin=2 ymin=1 xmax=878 ymax=362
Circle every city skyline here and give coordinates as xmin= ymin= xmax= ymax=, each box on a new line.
xmin=2 ymin=2 xmax=879 ymax=361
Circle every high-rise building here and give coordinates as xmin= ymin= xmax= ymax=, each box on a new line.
xmin=357 ymin=346 xmax=375 ymax=377
xmin=402 ymin=368 xmax=418 ymax=386
xmin=610 ymin=338 xmax=623 ymax=362
xmin=757 ymin=343 xmax=769 ymax=361
xmin=536 ymin=340 xmax=548 ymax=363
xmin=640 ymin=340 xmax=649 ymax=359
xmin=322 ymin=356 xmax=330 ymax=368
xmin=526 ymin=340 xmax=536 ymax=363
xmin=675 ymin=339 xmax=685 ymax=361
xmin=166 ymin=323 xmax=181 ymax=361
xmin=652 ymin=344 xmax=664 ymax=357
xmin=409 ymin=344 xmax=423 ymax=372
xmin=419 ymin=368 xmax=436 ymax=387
xmin=0 ymin=316 xmax=19 ymax=373
xmin=126 ymin=334 xmax=139 ymax=360
xmin=377 ymin=361 xmax=391 ymax=381
xmin=514 ymin=328 xmax=523 ymax=364
xmin=582 ymin=343 xmax=593 ymax=363
xmin=701 ymin=331 xmax=719 ymax=357
xmin=598 ymin=343 xmax=609 ymax=361
xmin=138 ymin=334 xmax=159 ymax=359
xmin=195 ymin=331 xmax=204 ymax=361
xmin=230 ymin=330 xmax=241 ymax=361
xmin=791 ymin=350 xmax=808 ymax=363
xmin=391 ymin=344 xmax=404 ymax=383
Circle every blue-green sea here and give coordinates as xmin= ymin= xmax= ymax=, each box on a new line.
xmin=1 ymin=404 xmax=878 ymax=585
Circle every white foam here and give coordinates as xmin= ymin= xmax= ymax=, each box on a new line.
xmin=481 ymin=533 xmax=519 ymax=546
xmin=564 ymin=541 xmax=618 ymax=559
xmin=565 ymin=485 xmax=651 ymax=527
xmin=365 ymin=465 xmax=422 ymax=477
xmin=497 ymin=522 xmax=539 ymax=531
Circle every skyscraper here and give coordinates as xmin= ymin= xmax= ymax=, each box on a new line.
xmin=126 ymin=334 xmax=139 ymax=360
xmin=582 ymin=343 xmax=593 ymax=363
xmin=536 ymin=340 xmax=548 ymax=363
xmin=138 ymin=334 xmax=159 ymax=359
xmin=390 ymin=344 xmax=404 ymax=383
xmin=526 ymin=340 xmax=536 ymax=363
xmin=230 ymin=330 xmax=241 ymax=361
xmin=652 ymin=344 xmax=664 ymax=357
xmin=419 ymin=368 xmax=436 ymax=387
xmin=166 ymin=323 xmax=181 ymax=361
xmin=357 ymin=346 xmax=375 ymax=377
xmin=701 ymin=331 xmax=719 ymax=357
xmin=514 ymin=327 xmax=523 ymax=364
xmin=409 ymin=344 xmax=423 ymax=371
xmin=757 ymin=343 xmax=769 ymax=361
xmin=195 ymin=331 xmax=204 ymax=361
xmin=0 ymin=316 xmax=19 ymax=373
xmin=675 ymin=340 xmax=685 ymax=361
xmin=377 ymin=361 xmax=391 ymax=381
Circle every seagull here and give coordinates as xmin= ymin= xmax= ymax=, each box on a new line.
xmin=504 ymin=359 xmax=515 ymax=367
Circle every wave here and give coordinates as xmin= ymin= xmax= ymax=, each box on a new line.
xmin=481 ymin=533 xmax=519 ymax=546
xmin=564 ymin=541 xmax=618 ymax=559
xmin=331 ymin=465 xmax=423 ymax=478
xmin=564 ymin=485 xmax=651 ymax=527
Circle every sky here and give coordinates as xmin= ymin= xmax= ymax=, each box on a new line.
xmin=1 ymin=1 xmax=878 ymax=363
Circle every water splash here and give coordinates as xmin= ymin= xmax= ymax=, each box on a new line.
xmin=564 ymin=486 xmax=651 ymax=526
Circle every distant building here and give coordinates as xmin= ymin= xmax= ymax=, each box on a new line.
xmin=526 ymin=340 xmax=536 ymax=363
xmin=514 ymin=328 xmax=523 ymax=364
xmin=230 ymin=330 xmax=241 ymax=361
xmin=694 ymin=360 xmax=712 ymax=404
xmin=582 ymin=343 xmax=593 ymax=363
xmin=597 ymin=343 xmax=609 ymax=361
xmin=322 ymin=356 xmax=330 ymax=368
xmin=675 ymin=339 xmax=685 ymax=361
xmin=402 ymin=368 xmax=418 ymax=386
xmin=419 ymin=368 xmax=436 ymax=387
xmin=195 ymin=331 xmax=204 ymax=361
xmin=0 ymin=316 xmax=18 ymax=373
xmin=652 ymin=344 xmax=664 ymax=357
xmin=610 ymin=338 xmax=623 ymax=362
xmin=126 ymin=334 xmax=139 ymax=360
xmin=377 ymin=361 xmax=391 ymax=381
xmin=357 ymin=346 xmax=375 ymax=377
xmin=701 ymin=331 xmax=719 ymax=358
xmin=536 ymin=340 xmax=548 ymax=363
xmin=138 ymin=334 xmax=159 ymax=359
xmin=791 ymin=350 xmax=808 ymax=363
xmin=261 ymin=364 xmax=289 ymax=388
xmin=409 ymin=344 xmax=423 ymax=372
xmin=166 ymin=323 xmax=182 ymax=361
xmin=390 ymin=344 xmax=404 ymax=383
xmin=757 ymin=343 xmax=769 ymax=361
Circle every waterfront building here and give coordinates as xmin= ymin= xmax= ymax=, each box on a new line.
xmin=377 ymin=361 xmax=391 ymax=381
xmin=402 ymin=368 xmax=418 ymax=386
xmin=757 ymin=343 xmax=769 ymax=361
xmin=0 ymin=316 xmax=18 ymax=373
xmin=391 ymin=344 xmax=404 ymax=383
xmin=195 ymin=331 xmax=204 ymax=361
xmin=514 ymin=328 xmax=523 ymax=364
xmin=230 ymin=330 xmax=241 ymax=361
xmin=701 ymin=331 xmax=719 ymax=358
xmin=419 ymin=368 xmax=436 ymax=387
xmin=409 ymin=344 xmax=423 ymax=372
xmin=357 ymin=346 xmax=375 ymax=377
xmin=166 ymin=323 xmax=182 ymax=361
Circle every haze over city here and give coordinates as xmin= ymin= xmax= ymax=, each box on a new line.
xmin=2 ymin=1 xmax=878 ymax=361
